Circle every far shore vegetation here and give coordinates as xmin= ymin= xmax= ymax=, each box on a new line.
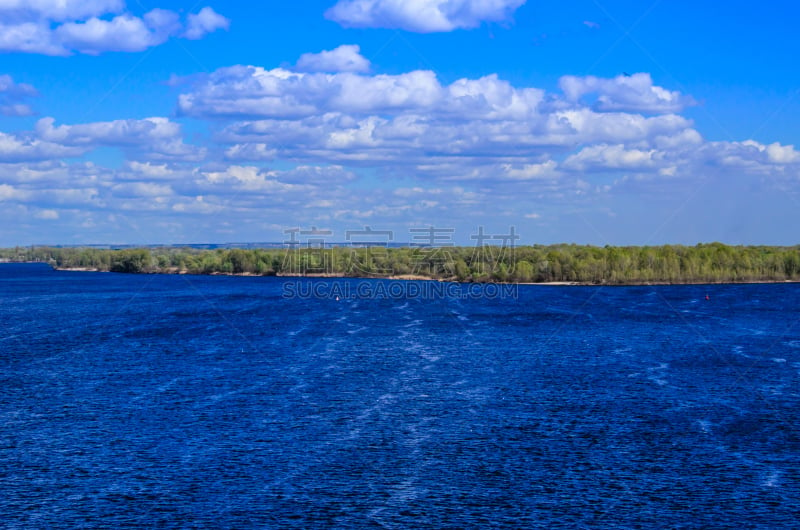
xmin=3 ymin=243 xmax=800 ymax=285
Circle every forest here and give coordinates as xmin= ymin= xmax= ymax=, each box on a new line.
xmin=3 ymin=243 xmax=800 ymax=285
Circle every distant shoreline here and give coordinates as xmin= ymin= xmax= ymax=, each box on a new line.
xmin=5 ymin=243 xmax=800 ymax=286
xmin=36 ymin=265 xmax=799 ymax=287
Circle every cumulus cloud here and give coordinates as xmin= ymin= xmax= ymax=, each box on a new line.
xmin=35 ymin=116 xmax=205 ymax=160
xmin=275 ymin=165 xmax=358 ymax=184
xmin=2 ymin=56 xmax=798 ymax=241
xmin=0 ymin=183 xmax=31 ymax=201
xmin=0 ymin=74 xmax=38 ymax=115
xmin=563 ymin=144 xmax=661 ymax=172
xmin=111 ymin=181 xmax=173 ymax=198
xmin=199 ymin=165 xmax=317 ymax=194
xmin=184 ymin=7 xmax=229 ymax=40
xmin=325 ymin=0 xmax=527 ymax=32
xmin=0 ymin=157 xmax=371 ymax=235
xmin=0 ymin=3 xmax=228 ymax=55
xmin=179 ymin=66 xmax=695 ymax=176
xmin=36 ymin=116 xmax=180 ymax=145
xmin=0 ymin=131 xmax=86 ymax=162
xmin=124 ymin=161 xmax=176 ymax=179
xmin=179 ymin=68 xmax=696 ymax=139
xmin=702 ymin=140 xmax=800 ymax=173
xmin=56 ymin=12 xmax=172 ymax=54
xmin=0 ymin=178 xmax=101 ymax=208
xmin=498 ymin=161 xmax=561 ymax=180
xmin=559 ymin=73 xmax=695 ymax=114
xmin=34 ymin=208 xmax=59 ymax=219
xmin=765 ymin=142 xmax=800 ymax=165
xmin=224 ymin=143 xmax=277 ymax=161
xmin=0 ymin=116 xmax=205 ymax=163
xmin=0 ymin=0 xmax=124 ymax=22
xmin=178 ymin=67 xmax=450 ymax=119
xmin=167 ymin=63 xmax=800 ymax=196
xmin=0 ymin=160 xmax=104 ymax=186
xmin=0 ymin=21 xmax=64 ymax=54
xmin=295 ymin=44 xmax=371 ymax=73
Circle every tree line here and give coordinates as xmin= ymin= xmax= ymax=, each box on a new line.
xmin=2 ymin=243 xmax=800 ymax=284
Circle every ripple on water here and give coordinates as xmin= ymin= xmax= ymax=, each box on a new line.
xmin=0 ymin=267 xmax=798 ymax=528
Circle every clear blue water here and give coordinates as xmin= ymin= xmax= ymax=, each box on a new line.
xmin=1 ymin=263 xmax=799 ymax=528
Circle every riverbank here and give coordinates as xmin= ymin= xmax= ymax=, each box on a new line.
xmin=6 ymin=243 xmax=800 ymax=286
xmin=43 ymin=264 xmax=800 ymax=287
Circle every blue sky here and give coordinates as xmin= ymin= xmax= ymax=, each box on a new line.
xmin=1 ymin=0 xmax=799 ymax=246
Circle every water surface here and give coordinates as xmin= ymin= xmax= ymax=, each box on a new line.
xmin=1 ymin=264 xmax=798 ymax=528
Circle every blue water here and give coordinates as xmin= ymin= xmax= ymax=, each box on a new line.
xmin=1 ymin=264 xmax=798 ymax=528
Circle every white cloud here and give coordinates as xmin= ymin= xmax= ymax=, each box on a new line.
xmin=3 ymin=54 xmax=799 ymax=242
xmin=179 ymin=67 xmax=447 ymax=119
xmin=295 ymin=44 xmax=371 ymax=73
xmin=56 ymin=13 xmax=168 ymax=54
xmin=0 ymin=160 xmax=106 ymax=186
xmin=651 ymin=128 xmax=703 ymax=150
xmin=563 ymin=144 xmax=660 ymax=172
xmin=40 ymin=187 xmax=102 ymax=206
xmin=274 ymin=165 xmax=357 ymax=184
xmin=37 ymin=116 xmax=176 ymax=144
xmin=215 ymin=101 xmax=691 ymax=170
xmin=765 ymin=142 xmax=800 ymax=165
xmin=0 ymin=21 xmax=66 ymax=55
xmin=112 ymin=182 xmax=173 ymax=198
xmin=0 ymin=74 xmax=38 ymax=116
xmin=180 ymin=69 xmax=688 ymax=143
xmin=325 ymin=0 xmax=527 ymax=32
xmin=184 ymin=7 xmax=229 ymax=40
xmin=124 ymin=161 xmax=175 ymax=179
xmin=0 ymin=131 xmax=86 ymax=162
xmin=0 ymin=157 xmax=370 ymax=231
xmin=498 ymin=161 xmax=560 ymax=180
xmin=0 ymin=182 xmax=101 ymax=207
xmin=143 ymin=8 xmax=182 ymax=40
xmin=0 ymin=0 xmax=124 ymax=22
xmin=0 ymin=183 xmax=30 ymax=201
xmin=34 ymin=208 xmax=59 ymax=219
xmin=171 ymin=64 xmax=800 ymax=194
xmin=170 ymin=196 xmax=224 ymax=214
xmin=224 ymin=143 xmax=277 ymax=161
xmin=199 ymin=165 xmax=312 ymax=193
xmin=35 ymin=116 xmax=205 ymax=160
xmin=702 ymin=140 xmax=800 ymax=173
xmin=559 ymin=73 xmax=695 ymax=114
xmin=0 ymin=4 xmax=227 ymax=55
xmin=0 ymin=116 xmax=205 ymax=163
xmin=1 ymin=103 xmax=33 ymax=116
